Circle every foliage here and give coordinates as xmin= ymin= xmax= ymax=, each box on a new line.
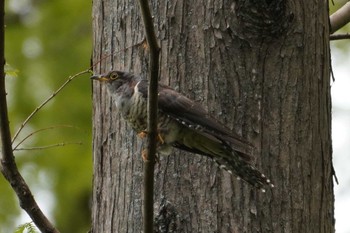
xmin=5 ymin=63 xmax=19 ymax=78
xmin=2 ymin=0 xmax=92 ymax=232
xmin=14 ymin=222 xmax=38 ymax=233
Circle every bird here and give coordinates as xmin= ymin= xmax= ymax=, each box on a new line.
xmin=91 ymin=70 xmax=273 ymax=191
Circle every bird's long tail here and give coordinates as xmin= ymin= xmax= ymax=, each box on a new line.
xmin=177 ymin=131 xmax=274 ymax=191
xmin=211 ymin=150 xmax=273 ymax=191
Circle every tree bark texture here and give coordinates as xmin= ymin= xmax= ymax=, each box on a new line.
xmin=91 ymin=1 xmax=334 ymax=233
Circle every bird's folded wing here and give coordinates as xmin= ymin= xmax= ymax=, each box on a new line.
xmin=137 ymin=80 xmax=255 ymax=159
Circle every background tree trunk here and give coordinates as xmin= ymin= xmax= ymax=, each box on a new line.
xmin=91 ymin=1 xmax=334 ymax=232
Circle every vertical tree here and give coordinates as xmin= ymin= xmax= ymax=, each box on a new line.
xmin=91 ymin=1 xmax=334 ymax=232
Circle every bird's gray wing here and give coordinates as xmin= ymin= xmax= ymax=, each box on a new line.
xmin=137 ymin=80 xmax=254 ymax=160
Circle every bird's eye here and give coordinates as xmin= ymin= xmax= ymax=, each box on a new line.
xmin=110 ymin=73 xmax=118 ymax=80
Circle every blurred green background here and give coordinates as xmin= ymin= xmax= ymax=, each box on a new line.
xmin=2 ymin=0 xmax=92 ymax=232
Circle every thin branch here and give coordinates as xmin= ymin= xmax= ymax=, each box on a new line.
xmin=14 ymin=142 xmax=82 ymax=151
xmin=330 ymin=33 xmax=350 ymax=40
xmin=90 ymin=38 xmax=146 ymax=70
xmin=0 ymin=0 xmax=12 ymax=176
xmin=13 ymin=125 xmax=79 ymax=151
xmin=0 ymin=1 xmax=60 ymax=232
xmin=137 ymin=0 xmax=160 ymax=232
xmin=330 ymin=2 xmax=350 ymax=34
xmin=12 ymin=69 xmax=91 ymax=144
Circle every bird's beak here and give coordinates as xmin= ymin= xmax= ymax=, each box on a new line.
xmin=91 ymin=74 xmax=109 ymax=82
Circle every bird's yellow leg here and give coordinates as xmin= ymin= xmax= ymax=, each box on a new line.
xmin=137 ymin=130 xmax=148 ymax=139
xmin=137 ymin=130 xmax=165 ymax=144
xmin=141 ymin=148 xmax=160 ymax=163
xmin=139 ymin=130 xmax=163 ymax=163
xmin=157 ymin=133 xmax=165 ymax=144
xmin=142 ymin=148 xmax=149 ymax=162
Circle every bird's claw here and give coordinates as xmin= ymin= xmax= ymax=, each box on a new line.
xmin=138 ymin=130 xmax=163 ymax=163
xmin=138 ymin=130 xmax=148 ymax=139
xmin=141 ymin=149 xmax=159 ymax=163
xmin=137 ymin=130 xmax=165 ymax=144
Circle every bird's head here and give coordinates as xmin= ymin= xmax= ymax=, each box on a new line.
xmin=91 ymin=70 xmax=136 ymax=91
xmin=91 ymin=70 xmax=127 ymax=82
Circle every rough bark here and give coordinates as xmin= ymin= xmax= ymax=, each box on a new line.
xmin=91 ymin=1 xmax=334 ymax=233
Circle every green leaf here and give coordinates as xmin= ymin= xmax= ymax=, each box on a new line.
xmin=14 ymin=222 xmax=38 ymax=233
xmin=5 ymin=63 xmax=19 ymax=78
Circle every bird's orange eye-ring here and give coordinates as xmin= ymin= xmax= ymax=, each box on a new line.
xmin=110 ymin=73 xmax=118 ymax=80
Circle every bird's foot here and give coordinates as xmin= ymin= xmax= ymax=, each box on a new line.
xmin=141 ymin=148 xmax=148 ymax=161
xmin=157 ymin=133 xmax=165 ymax=144
xmin=138 ymin=130 xmax=148 ymax=139
xmin=137 ymin=130 xmax=165 ymax=144
xmin=141 ymin=148 xmax=159 ymax=163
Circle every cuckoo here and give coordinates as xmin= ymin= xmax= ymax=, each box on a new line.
xmin=91 ymin=70 xmax=273 ymax=191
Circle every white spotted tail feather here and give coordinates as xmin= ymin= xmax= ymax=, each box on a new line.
xmin=212 ymin=150 xmax=274 ymax=192
xmin=170 ymin=125 xmax=274 ymax=191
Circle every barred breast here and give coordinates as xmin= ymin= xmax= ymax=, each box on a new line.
xmin=112 ymin=80 xmax=183 ymax=154
xmin=123 ymin=86 xmax=148 ymax=132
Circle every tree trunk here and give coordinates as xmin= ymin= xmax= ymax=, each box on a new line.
xmin=91 ymin=1 xmax=334 ymax=232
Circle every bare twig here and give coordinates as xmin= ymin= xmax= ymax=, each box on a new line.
xmin=330 ymin=33 xmax=350 ymax=40
xmin=137 ymin=0 xmax=160 ymax=232
xmin=330 ymin=2 xmax=350 ymax=34
xmin=13 ymin=125 xmax=79 ymax=151
xmin=0 ymin=2 xmax=60 ymax=232
xmin=90 ymin=39 xmax=146 ymax=70
xmin=14 ymin=142 xmax=82 ymax=151
xmin=12 ymin=69 xmax=91 ymax=144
